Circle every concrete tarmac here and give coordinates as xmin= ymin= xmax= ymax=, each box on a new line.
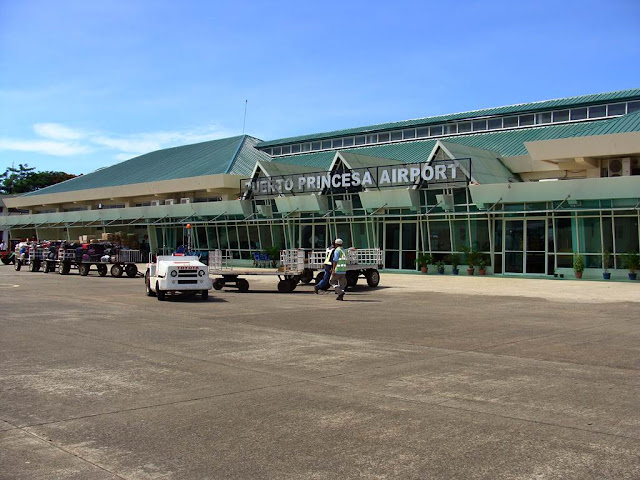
xmin=0 ymin=266 xmax=639 ymax=479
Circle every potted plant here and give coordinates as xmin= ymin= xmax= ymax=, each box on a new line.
xmin=621 ymin=252 xmax=639 ymax=280
xmin=461 ymin=247 xmax=481 ymax=275
xmin=477 ymin=257 xmax=487 ymax=275
xmin=415 ymin=252 xmax=433 ymax=274
xmin=573 ymin=254 xmax=584 ymax=279
xmin=264 ymin=245 xmax=281 ymax=267
xmin=602 ymin=250 xmax=611 ymax=280
xmin=450 ymin=253 xmax=460 ymax=275
xmin=435 ymin=260 xmax=445 ymax=274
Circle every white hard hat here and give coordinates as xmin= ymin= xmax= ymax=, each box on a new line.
xmin=334 ymin=238 xmax=343 ymax=245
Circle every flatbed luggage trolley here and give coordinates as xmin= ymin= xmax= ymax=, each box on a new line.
xmin=57 ymin=246 xmax=144 ymax=277
xmin=15 ymin=243 xmax=42 ymax=272
xmin=208 ymin=249 xmax=307 ymax=293
xmin=307 ymin=248 xmax=383 ymax=288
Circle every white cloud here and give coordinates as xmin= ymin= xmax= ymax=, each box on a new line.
xmin=0 ymin=139 xmax=90 ymax=156
xmin=33 ymin=123 xmax=85 ymax=141
xmin=0 ymin=123 xmax=237 ymax=159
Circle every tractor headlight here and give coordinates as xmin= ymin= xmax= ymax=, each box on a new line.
xmin=198 ymin=269 xmax=205 ymax=277
xmin=170 ymin=269 xmax=178 ymax=277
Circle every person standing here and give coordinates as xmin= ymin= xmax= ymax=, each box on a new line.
xmin=0 ymin=240 xmax=5 ymax=251
xmin=330 ymin=238 xmax=347 ymax=301
xmin=314 ymin=241 xmax=335 ymax=293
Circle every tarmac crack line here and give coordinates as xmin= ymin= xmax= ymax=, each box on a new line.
xmin=1 ymin=418 xmax=128 ymax=480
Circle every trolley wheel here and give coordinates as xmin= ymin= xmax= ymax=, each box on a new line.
xmin=346 ymin=271 xmax=359 ymax=288
xmin=289 ymin=278 xmax=298 ymax=291
xmin=237 ymin=279 xmax=250 ymax=292
xmin=315 ymin=271 xmax=324 ymax=284
xmin=277 ymin=279 xmax=293 ymax=293
xmin=300 ymin=268 xmax=314 ymax=284
xmin=366 ymin=269 xmax=380 ymax=287
xmin=79 ymin=263 xmax=90 ymax=276
xmin=29 ymin=260 xmax=38 ymax=272
xmin=213 ymin=279 xmax=224 ymax=290
xmin=14 ymin=260 xmax=21 ymax=271
xmin=97 ymin=264 xmax=108 ymax=277
xmin=156 ymin=283 xmax=165 ymax=301
xmin=1 ymin=257 xmax=11 ymax=265
xmin=201 ymin=289 xmax=209 ymax=300
xmin=59 ymin=261 xmax=71 ymax=275
xmin=111 ymin=264 xmax=124 ymax=277
xmin=145 ymin=272 xmax=156 ymax=296
xmin=125 ymin=263 xmax=138 ymax=277
xmin=42 ymin=261 xmax=49 ymax=273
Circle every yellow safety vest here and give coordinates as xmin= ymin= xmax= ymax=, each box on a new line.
xmin=324 ymin=248 xmax=334 ymax=265
xmin=334 ymin=247 xmax=347 ymax=273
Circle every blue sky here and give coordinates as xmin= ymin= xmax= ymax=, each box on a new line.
xmin=1 ymin=0 xmax=639 ymax=175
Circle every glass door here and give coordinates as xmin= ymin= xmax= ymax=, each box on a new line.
xmin=503 ymin=218 xmax=547 ymax=274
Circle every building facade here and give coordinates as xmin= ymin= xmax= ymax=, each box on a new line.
xmin=2 ymin=89 xmax=640 ymax=278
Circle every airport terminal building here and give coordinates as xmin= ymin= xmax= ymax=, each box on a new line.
xmin=2 ymin=88 xmax=640 ymax=278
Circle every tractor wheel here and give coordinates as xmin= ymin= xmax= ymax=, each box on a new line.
xmin=201 ymin=289 xmax=209 ymax=300
xmin=145 ymin=272 xmax=156 ymax=296
xmin=79 ymin=263 xmax=90 ymax=276
xmin=97 ymin=264 xmax=108 ymax=277
xmin=125 ymin=264 xmax=138 ymax=278
xmin=111 ymin=264 xmax=124 ymax=277
xmin=366 ymin=269 xmax=380 ymax=287
xmin=237 ymin=279 xmax=250 ymax=292
xmin=1 ymin=257 xmax=10 ymax=265
xmin=212 ymin=279 xmax=224 ymax=290
xmin=156 ymin=283 xmax=165 ymax=301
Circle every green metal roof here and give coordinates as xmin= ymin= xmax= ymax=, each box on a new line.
xmin=267 ymin=111 xmax=640 ymax=171
xmin=25 ymin=135 xmax=270 ymax=197
xmin=257 ymin=88 xmax=640 ymax=147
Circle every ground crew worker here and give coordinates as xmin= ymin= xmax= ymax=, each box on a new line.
xmin=330 ymin=238 xmax=347 ymax=301
xmin=314 ymin=241 xmax=335 ymax=293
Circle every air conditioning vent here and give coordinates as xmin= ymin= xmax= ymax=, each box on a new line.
xmin=180 ymin=197 xmax=192 ymax=204
xmin=165 ymin=199 xmax=175 ymax=205
xmin=606 ymin=158 xmax=631 ymax=177
xmin=150 ymin=200 xmax=160 ymax=207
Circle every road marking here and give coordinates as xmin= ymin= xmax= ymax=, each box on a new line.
xmin=0 ymin=283 xmax=20 ymax=288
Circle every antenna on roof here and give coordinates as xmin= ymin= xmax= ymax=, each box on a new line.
xmin=242 ymin=99 xmax=248 ymax=135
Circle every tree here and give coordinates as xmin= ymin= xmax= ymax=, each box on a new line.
xmin=0 ymin=164 xmax=77 ymax=194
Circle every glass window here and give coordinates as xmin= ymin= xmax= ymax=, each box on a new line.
xmin=272 ymin=146 xmax=281 ymax=155
xmin=248 ymin=226 xmax=260 ymax=250
xmin=336 ymin=223 xmax=352 ymax=247
xmin=367 ymin=134 xmax=378 ymax=144
xmin=218 ymin=226 xmax=230 ymax=250
xmin=207 ymin=227 xmax=219 ymax=249
xmin=403 ymin=128 xmax=416 ymax=139
xmin=429 ymin=221 xmax=451 ymax=251
xmin=343 ymin=137 xmax=354 ymax=147
xmin=488 ymin=118 xmax=502 ymax=130
xmin=588 ymin=105 xmax=606 ymax=118
xmin=614 ymin=216 xmax=639 ymax=254
xmin=355 ymin=135 xmax=366 ymax=145
xmin=429 ymin=125 xmax=443 ymax=136
xmin=553 ymin=110 xmax=570 ymax=122
xmin=535 ymin=112 xmax=552 ymax=124
xmin=332 ymin=138 xmax=343 ymax=148
xmin=321 ymin=140 xmax=331 ymax=149
xmin=471 ymin=220 xmax=490 ymax=251
xmin=578 ymin=217 xmax=601 ymax=253
xmin=471 ymin=120 xmax=486 ymax=131
xmin=390 ymin=130 xmax=403 ymax=141
xmin=291 ymin=144 xmax=301 ymax=153
xmin=555 ymin=218 xmax=573 ymax=253
xmin=445 ymin=124 xmax=457 ymax=134
xmin=282 ymin=145 xmax=291 ymax=155
xmin=628 ymin=101 xmax=640 ymax=113
xmin=503 ymin=116 xmax=518 ymax=128
xmin=302 ymin=143 xmax=311 ymax=152
xmin=352 ymin=222 xmax=368 ymax=248
xmin=607 ymin=103 xmax=626 ymax=116
xmin=258 ymin=225 xmax=271 ymax=248
xmin=271 ymin=224 xmax=285 ymax=249
xmin=458 ymin=122 xmax=471 ymax=133
xmin=570 ymin=108 xmax=587 ymax=120
xmin=378 ymin=132 xmax=390 ymax=142
xmin=264 ymin=148 xmax=272 ymax=156
xmin=451 ymin=220 xmax=468 ymax=251
xmin=311 ymin=141 xmax=321 ymax=150
xmin=416 ymin=127 xmax=429 ymax=138
xmin=519 ymin=114 xmax=534 ymax=126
